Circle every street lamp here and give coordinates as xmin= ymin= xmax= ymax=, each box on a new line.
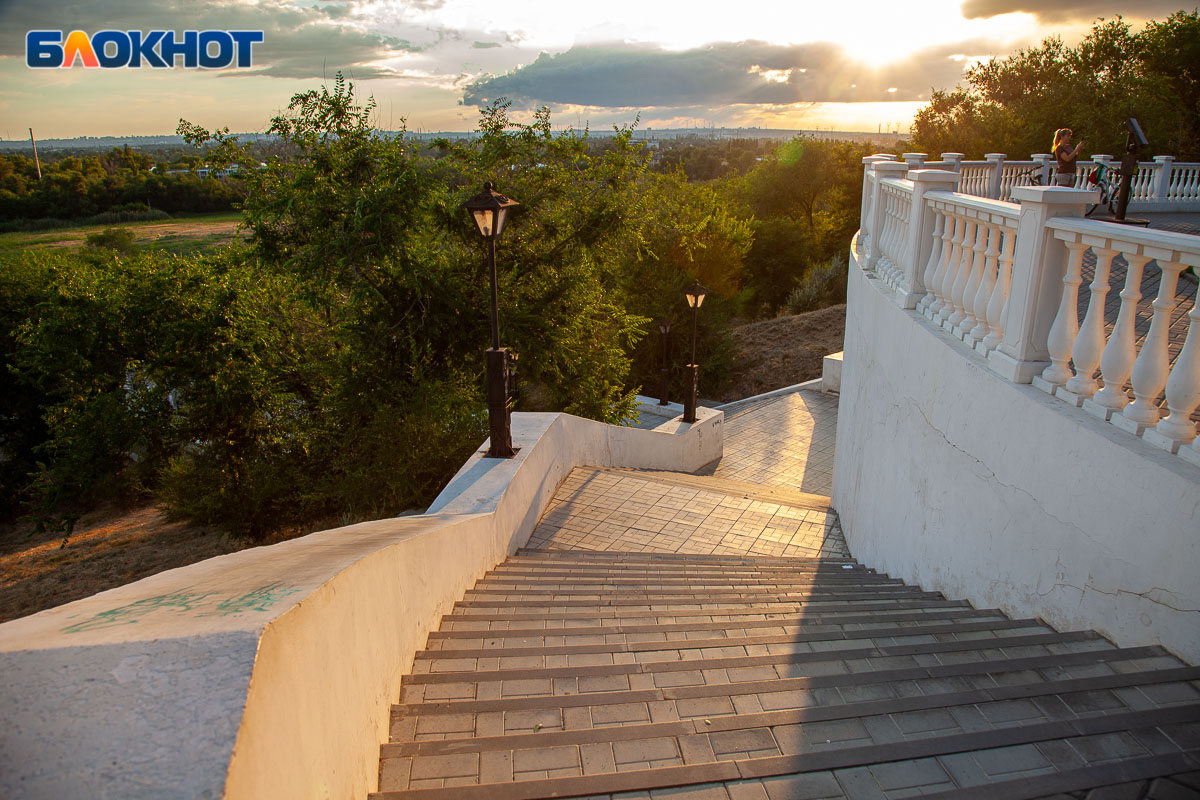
xmin=682 ymin=281 xmax=709 ymax=423
xmin=656 ymin=317 xmax=671 ymax=406
xmin=464 ymin=181 xmax=520 ymax=458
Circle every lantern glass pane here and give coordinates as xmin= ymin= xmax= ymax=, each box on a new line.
xmin=492 ymin=206 xmax=509 ymax=238
xmin=471 ymin=208 xmax=493 ymax=238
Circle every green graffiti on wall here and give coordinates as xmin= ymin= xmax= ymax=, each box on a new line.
xmin=62 ymin=582 xmax=302 ymax=633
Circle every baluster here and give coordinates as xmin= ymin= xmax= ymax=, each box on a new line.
xmin=969 ymin=223 xmax=1001 ymax=344
xmin=884 ymin=191 xmax=900 ymax=285
xmin=960 ymin=217 xmax=988 ymax=335
xmin=919 ymin=207 xmax=945 ymax=312
xmin=948 ymin=219 xmax=983 ymax=329
xmin=1089 ymin=253 xmax=1149 ymax=415
xmin=927 ymin=212 xmax=958 ymax=318
xmin=939 ymin=217 xmax=974 ymax=324
xmin=1063 ymin=247 xmax=1118 ymax=401
xmin=1118 ymin=259 xmax=1187 ymax=432
xmin=1040 ymin=240 xmax=1088 ymax=387
xmin=1148 ymin=296 xmax=1200 ymax=451
xmin=981 ymin=226 xmax=1016 ymax=352
xmin=897 ymin=199 xmax=912 ymax=287
xmin=881 ymin=191 xmax=898 ymax=281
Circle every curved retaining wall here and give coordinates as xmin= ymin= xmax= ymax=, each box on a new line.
xmin=0 ymin=407 xmax=722 ymax=800
xmin=834 ymin=236 xmax=1199 ymax=664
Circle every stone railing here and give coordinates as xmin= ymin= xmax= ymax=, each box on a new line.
xmin=884 ymin=151 xmax=1200 ymax=208
xmin=860 ymin=156 xmax=1200 ymax=467
xmin=836 ymin=157 xmax=1200 ymax=667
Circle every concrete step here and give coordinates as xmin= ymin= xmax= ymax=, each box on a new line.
xmin=371 ymin=551 xmax=1199 ymax=799
xmin=371 ymin=702 xmax=1200 ymax=798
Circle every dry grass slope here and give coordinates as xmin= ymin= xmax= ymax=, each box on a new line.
xmin=716 ymin=304 xmax=846 ymax=402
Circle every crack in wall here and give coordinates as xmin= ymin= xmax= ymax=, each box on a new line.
xmin=1037 ymin=581 xmax=1200 ymax=614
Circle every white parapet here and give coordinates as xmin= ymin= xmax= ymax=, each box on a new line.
xmin=822 ymin=351 xmax=843 ymax=393
xmin=836 ymin=238 xmax=1200 ymax=664
xmin=0 ymin=407 xmax=722 ymax=800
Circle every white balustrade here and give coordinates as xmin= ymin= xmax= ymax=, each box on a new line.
xmin=968 ymin=223 xmax=1001 ymax=345
xmin=1119 ymin=259 xmax=1187 ymax=433
xmin=918 ymin=209 xmax=945 ymax=314
xmin=925 ymin=206 xmax=958 ymax=319
xmin=981 ymin=224 xmax=1017 ymax=352
xmin=1168 ymin=162 xmax=1200 ymax=202
xmin=1150 ymin=299 xmax=1200 ymax=451
xmin=854 ymin=155 xmax=1200 ymax=468
xmin=1040 ymin=240 xmax=1088 ymax=388
xmin=1088 ymin=253 xmax=1149 ymax=418
xmin=1062 ymin=247 xmax=1118 ymax=402
xmin=948 ymin=219 xmax=985 ymax=329
xmin=944 ymin=152 xmax=1200 ymax=209
xmin=955 ymin=218 xmax=988 ymax=336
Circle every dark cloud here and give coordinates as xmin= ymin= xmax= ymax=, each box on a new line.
xmin=472 ymin=41 xmax=502 ymax=49
xmin=0 ymin=0 xmax=417 ymax=78
xmin=462 ymin=40 xmax=995 ymax=109
xmin=959 ymin=0 xmax=1186 ymax=22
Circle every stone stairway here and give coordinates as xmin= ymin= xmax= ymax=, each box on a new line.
xmin=369 ymin=548 xmax=1200 ymax=800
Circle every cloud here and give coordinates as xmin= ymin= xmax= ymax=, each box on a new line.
xmin=472 ymin=41 xmax=503 ymax=49
xmin=958 ymin=0 xmax=1185 ymax=22
xmin=461 ymin=40 xmax=998 ymax=109
xmin=0 ymin=0 xmax=421 ymax=78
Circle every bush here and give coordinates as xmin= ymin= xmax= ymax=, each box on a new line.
xmin=84 ymin=227 xmax=138 ymax=254
xmin=783 ymin=253 xmax=848 ymax=315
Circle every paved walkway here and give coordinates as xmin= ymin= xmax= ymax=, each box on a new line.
xmin=702 ymin=391 xmax=840 ymax=498
xmin=525 ymin=467 xmax=848 ymax=559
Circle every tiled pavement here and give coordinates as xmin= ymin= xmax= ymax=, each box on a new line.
xmin=525 ymin=467 xmax=848 ymax=559
xmin=702 ymin=391 xmax=839 ymax=498
xmin=369 ymin=394 xmax=1200 ymax=799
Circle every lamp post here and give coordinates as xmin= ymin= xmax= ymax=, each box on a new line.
xmin=464 ymin=182 xmax=520 ymax=458
xmin=682 ymin=281 xmax=709 ymax=423
xmin=656 ymin=317 xmax=671 ymax=406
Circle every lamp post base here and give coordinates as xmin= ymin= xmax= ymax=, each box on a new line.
xmin=486 ymin=347 xmax=515 ymax=458
xmin=658 ymin=367 xmax=670 ymax=406
xmin=683 ymin=363 xmax=699 ymax=423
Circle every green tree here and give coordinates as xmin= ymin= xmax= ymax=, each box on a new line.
xmin=912 ymin=12 xmax=1200 ymax=159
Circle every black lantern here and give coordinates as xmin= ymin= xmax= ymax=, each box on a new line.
xmin=656 ymin=317 xmax=672 ymax=406
xmin=682 ymin=281 xmax=709 ymax=423
xmin=464 ymin=182 xmax=520 ymax=458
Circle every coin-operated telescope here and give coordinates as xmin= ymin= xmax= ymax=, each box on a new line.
xmin=1114 ymin=117 xmax=1149 ymax=224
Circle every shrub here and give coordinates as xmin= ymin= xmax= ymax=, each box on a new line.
xmin=83 ymin=226 xmax=138 ymax=254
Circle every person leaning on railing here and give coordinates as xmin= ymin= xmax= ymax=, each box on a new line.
xmin=1053 ymin=128 xmax=1085 ymax=186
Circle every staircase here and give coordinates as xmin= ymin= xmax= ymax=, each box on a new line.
xmin=369 ymin=549 xmax=1200 ymax=799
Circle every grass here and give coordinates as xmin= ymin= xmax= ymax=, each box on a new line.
xmin=0 ymin=211 xmax=245 ymax=257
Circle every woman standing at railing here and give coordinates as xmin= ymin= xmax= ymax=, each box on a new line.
xmin=1053 ymin=128 xmax=1085 ymax=186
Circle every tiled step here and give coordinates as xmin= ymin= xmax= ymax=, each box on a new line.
xmin=370 ymin=552 xmax=1200 ymax=799
xmin=387 ymin=664 xmax=1200 ymax=760
xmin=432 ymin=607 xmax=1007 ymax=637
xmin=371 ymin=703 xmax=1200 ymax=798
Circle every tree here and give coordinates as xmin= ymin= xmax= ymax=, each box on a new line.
xmin=912 ymin=12 xmax=1200 ymax=160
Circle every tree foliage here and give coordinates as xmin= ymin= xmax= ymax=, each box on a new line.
xmin=912 ymin=11 xmax=1200 ymax=160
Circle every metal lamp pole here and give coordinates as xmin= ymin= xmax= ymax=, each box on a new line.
xmin=465 ymin=182 xmax=520 ymax=458
xmin=657 ymin=318 xmax=671 ymax=406
xmin=682 ymin=282 xmax=708 ymax=423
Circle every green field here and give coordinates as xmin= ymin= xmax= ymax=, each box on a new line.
xmin=0 ymin=212 xmax=245 ymax=257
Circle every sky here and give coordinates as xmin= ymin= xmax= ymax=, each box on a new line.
xmin=0 ymin=0 xmax=1187 ymax=140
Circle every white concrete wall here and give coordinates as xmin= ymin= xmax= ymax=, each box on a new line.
xmin=0 ymin=407 xmax=722 ymax=800
xmin=834 ymin=237 xmax=1200 ymax=664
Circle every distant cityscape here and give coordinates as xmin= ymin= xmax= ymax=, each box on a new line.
xmin=0 ymin=128 xmax=907 ymax=153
